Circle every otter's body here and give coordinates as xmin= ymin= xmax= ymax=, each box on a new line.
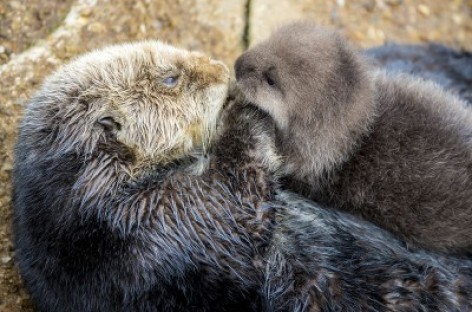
xmin=13 ymin=41 xmax=265 ymax=311
xmin=13 ymin=41 xmax=472 ymax=311
xmin=235 ymin=22 xmax=472 ymax=255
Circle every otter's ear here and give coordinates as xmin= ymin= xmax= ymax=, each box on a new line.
xmin=97 ymin=116 xmax=121 ymax=132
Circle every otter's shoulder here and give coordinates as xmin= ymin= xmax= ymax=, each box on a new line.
xmin=373 ymin=69 xmax=472 ymax=133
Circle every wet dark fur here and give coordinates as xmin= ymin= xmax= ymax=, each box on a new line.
xmin=235 ymin=22 xmax=472 ymax=256
xmin=13 ymin=43 xmax=472 ymax=311
xmin=365 ymin=43 xmax=472 ymax=104
xmin=13 ymin=87 xmax=274 ymax=311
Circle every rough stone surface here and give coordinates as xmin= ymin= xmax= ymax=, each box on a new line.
xmin=0 ymin=0 xmax=470 ymax=310
xmin=249 ymin=0 xmax=472 ymax=48
xmin=0 ymin=0 xmax=75 ymax=65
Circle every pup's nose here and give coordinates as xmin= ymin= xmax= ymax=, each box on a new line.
xmin=234 ymin=54 xmax=255 ymax=81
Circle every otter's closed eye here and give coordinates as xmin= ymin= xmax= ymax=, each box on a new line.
xmin=162 ymin=75 xmax=179 ymax=87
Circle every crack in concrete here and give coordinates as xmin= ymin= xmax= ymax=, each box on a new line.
xmin=242 ymin=0 xmax=251 ymax=50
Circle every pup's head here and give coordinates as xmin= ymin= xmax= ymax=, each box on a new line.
xmin=22 ymin=41 xmax=230 ymax=165
xmin=234 ymin=22 xmax=366 ymax=130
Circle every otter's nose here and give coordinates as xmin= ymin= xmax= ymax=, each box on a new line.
xmin=234 ymin=54 xmax=255 ymax=81
xmin=194 ymin=57 xmax=230 ymax=84
xmin=210 ymin=59 xmax=230 ymax=78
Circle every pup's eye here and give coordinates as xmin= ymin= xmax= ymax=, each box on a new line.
xmin=264 ymin=72 xmax=276 ymax=87
xmin=162 ymin=75 xmax=179 ymax=87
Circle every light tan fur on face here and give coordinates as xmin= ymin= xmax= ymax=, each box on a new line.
xmin=29 ymin=41 xmax=230 ymax=168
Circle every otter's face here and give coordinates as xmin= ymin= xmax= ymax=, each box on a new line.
xmin=234 ymin=44 xmax=290 ymax=128
xmin=234 ymin=22 xmax=353 ymax=130
xmin=33 ymin=41 xmax=229 ymax=165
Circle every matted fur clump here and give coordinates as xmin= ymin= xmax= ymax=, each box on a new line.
xmin=13 ymin=40 xmax=472 ymax=311
xmin=235 ymin=22 xmax=472 ymax=256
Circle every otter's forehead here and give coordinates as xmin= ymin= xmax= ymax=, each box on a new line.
xmin=269 ymin=25 xmax=340 ymax=60
xmin=72 ymin=40 xmax=200 ymax=72
xmin=239 ymin=22 xmax=346 ymax=78
xmin=43 ymin=40 xmax=225 ymax=93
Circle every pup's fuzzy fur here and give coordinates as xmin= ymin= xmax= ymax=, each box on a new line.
xmin=13 ymin=41 xmax=472 ymax=311
xmin=235 ymin=22 xmax=472 ymax=256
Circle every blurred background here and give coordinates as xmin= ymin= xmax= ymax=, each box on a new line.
xmin=0 ymin=0 xmax=471 ymax=310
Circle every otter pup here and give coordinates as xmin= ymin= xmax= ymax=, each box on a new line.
xmin=234 ymin=22 xmax=472 ymax=256
xmin=13 ymin=41 xmax=472 ymax=311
